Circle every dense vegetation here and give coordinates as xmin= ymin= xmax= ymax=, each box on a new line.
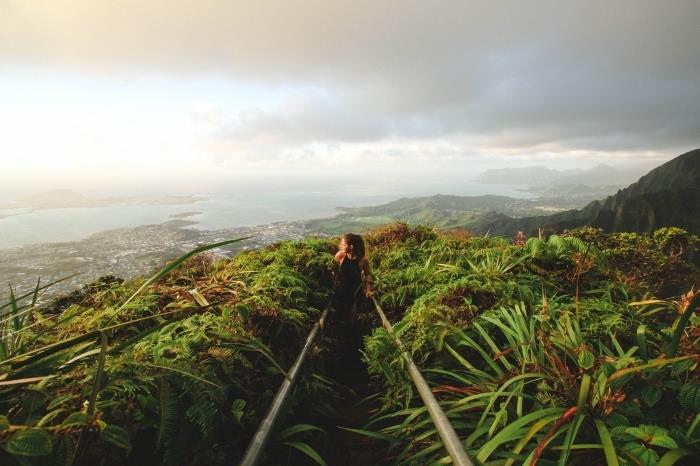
xmin=2 ymin=224 xmax=699 ymax=466
xmin=1 ymin=238 xmax=339 ymax=466
xmin=361 ymin=224 xmax=700 ymax=465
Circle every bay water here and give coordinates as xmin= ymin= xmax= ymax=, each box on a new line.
xmin=0 ymin=179 xmax=530 ymax=250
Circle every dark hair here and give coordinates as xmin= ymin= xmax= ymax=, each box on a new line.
xmin=342 ymin=233 xmax=366 ymax=259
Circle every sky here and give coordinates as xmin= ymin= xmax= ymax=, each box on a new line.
xmin=1 ymin=0 xmax=698 ymax=196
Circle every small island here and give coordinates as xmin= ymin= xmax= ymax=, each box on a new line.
xmin=168 ymin=211 xmax=203 ymax=219
xmin=0 ymin=189 xmax=207 ymax=219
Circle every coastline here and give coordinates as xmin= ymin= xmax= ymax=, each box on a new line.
xmin=0 ymin=218 xmax=308 ymax=303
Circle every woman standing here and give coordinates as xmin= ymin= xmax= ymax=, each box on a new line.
xmin=334 ymin=233 xmax=373 ymax=326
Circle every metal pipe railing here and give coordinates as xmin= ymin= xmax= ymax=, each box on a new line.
xmin=238 ymin=308 xmax=329 ymax=466
xmin=371 ymin=296 xmax=474 ymax=466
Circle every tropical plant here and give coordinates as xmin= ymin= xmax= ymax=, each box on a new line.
xmin=0 ymin=237 xmax=337 ymax=466
xmin=3 ymin=223 xmax=699 ymax=465
xmin=359 ymin=224 xmax=700 ymax=465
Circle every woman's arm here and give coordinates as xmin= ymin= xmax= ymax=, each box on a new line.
xmin=359 ymin=257 xmax=373 ymax=297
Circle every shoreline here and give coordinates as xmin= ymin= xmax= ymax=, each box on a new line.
xmin=0 ymin=189 xmax=596 ymax=303
xmin=0 ymin=218 xmax=309 ymax=303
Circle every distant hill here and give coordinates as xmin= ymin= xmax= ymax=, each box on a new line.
xmin=554 ymin=163 xmax=646 ymax=187
xmin=306 ymin=194 xmax=560 ymax=233
xmin=306 ymin=149 xmax=698 ymax=238
xmin=336 ymin=194 xmax=521 ymax=216
xmin=478 ymin=164 xmax=649 ymax=203
xmin=477 ymin=166 xmax=575 ymax=185
xmin=471 ymin=148 xmax=700 ymax=236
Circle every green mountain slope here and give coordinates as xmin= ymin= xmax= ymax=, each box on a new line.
xmin=307 ymin=194 xmax=556 ymax=233
xmin=473 ymin=148 xmax=700 ymax=236
xmin=308 ymin=149 xmax=700 ymax=239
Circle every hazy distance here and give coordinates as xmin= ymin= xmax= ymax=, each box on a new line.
xmin=1 ymin=1 xmax=697 ymax=199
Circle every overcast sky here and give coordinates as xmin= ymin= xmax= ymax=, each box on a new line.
xmin=1 ymin=0 xmax=698 ymax=194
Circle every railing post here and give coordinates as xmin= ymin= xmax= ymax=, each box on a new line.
xmin=371 ymin=297 xmax=474 ymax=466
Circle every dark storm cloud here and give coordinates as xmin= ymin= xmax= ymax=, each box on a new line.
xmin=2 ymin=0 xmax=698 ymax=155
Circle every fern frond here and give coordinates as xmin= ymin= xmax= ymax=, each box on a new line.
xmin=679 ymin=384 xmax=700 ymax=412
xmin=184 ymin=390 xmax=218 ymax=437
xmin=158 ymin=378 xmax=182 ymax=447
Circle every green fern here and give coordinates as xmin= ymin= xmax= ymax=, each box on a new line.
xmin=51 ymin=434 xmax=76 ymax=466
xmin=679 ymin=384 xmax=700 ymax=411
xmin=158 ymin=378 xmax=182 ymax=447
xmin=184 ymin=389 xmax=219 ymax=437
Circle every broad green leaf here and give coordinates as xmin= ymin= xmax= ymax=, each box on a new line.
xmin=625 ymin=426 xmax=650 ymax=440
xmin=648 ymin=435 xmax=678 ymax=450
xmin=670 ymin=359 xmax=695 ymax=377
xmin=37 ymin=408 xmax=66 ymax=427
xmin=231 ymin=398 xmax=246 ymax=422
xmin=3 ymin=429 xmax=53 ymax=456
xmin=61 ymin=412 xmax=87 ymax=427
xmin=101 ymin=424 xmax=131 ymax=450
xmin=236 ymin=304 xmax=251 ymax=320
xmin=641 ymin=386 xmax=662 ymax=407
xmin=624 ymin=441 xmax=659 ymax=466
xmin=605 ymin=413 xmax=629 ymax=428
xmin=578 ymin=349 xmax=595 ymax=370
xmin=231 ymin=399 xmax=246 ymax=411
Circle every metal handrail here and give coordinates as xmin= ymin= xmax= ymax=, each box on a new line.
xmin=238 ymin=308 xmax=329 ymax=466
xmin=371 ymin=296 xmax=474 ymax=466
xmin=239 ymin=296 xmax=474 ymax=466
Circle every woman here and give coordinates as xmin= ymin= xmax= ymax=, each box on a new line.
xmin=334 ymin=233 xmax=373 ymax=325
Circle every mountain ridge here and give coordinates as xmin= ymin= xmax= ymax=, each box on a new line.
xmin=472 ymin=148 xmax=700 ymax=236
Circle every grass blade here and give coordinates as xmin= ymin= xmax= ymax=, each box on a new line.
xmin=594 ymin=419 xmax=619 ymax=466
xmin=658 ymin=448 xmax=696 ymax=466
xmin=282 ymin=441 xmax=328 ymax=466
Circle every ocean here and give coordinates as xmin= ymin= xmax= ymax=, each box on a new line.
xmin=0 ymin=180 xmax=530 ymax=250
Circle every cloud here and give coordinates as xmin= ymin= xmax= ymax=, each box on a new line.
xmin=1 ymin=0 xmax=698 ymax=161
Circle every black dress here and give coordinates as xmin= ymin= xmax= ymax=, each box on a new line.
xmin=336 ymin=256 xmax=362 ymax=324
xmin=333 ymin=256 xmax=365 ymax=372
